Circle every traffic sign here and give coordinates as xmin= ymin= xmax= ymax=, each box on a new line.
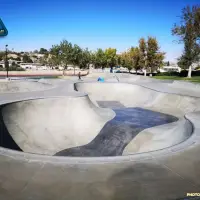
xmin=0 ymin=18 xmax=8 ymax=37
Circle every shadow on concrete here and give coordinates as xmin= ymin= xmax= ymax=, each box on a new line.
xmin=0 ymin=106 xmax=22 ymax=151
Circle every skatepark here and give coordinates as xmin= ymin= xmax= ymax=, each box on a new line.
xmin=0 ymin=73 xmax=200 ymax=200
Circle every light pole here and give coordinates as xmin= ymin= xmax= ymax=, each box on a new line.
xmin=5 ymin=44 xmax=9 ymax=79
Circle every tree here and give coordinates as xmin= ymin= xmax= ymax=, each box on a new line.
xmin=11 ymin=61 xmax=15 ymax=66
xmin=155 ymin=52 xmax=165 ymax=70
xmin=105 ymin=48 xmax=117 ymax=72
xmin=120 ymin=47 xmax=141 ymax=73
xmin=116 ymin=55 xmax=122 ymax=66
xmin=139 ymin=38 xmax=147 ymax=71
xmin=0 ymin=51 xmax=4 ymax=61
xmin=39 ymin=54 xmax=49 ymax=66
xmin=33 ymin=50 xmax=39 ymax=54
xmin=129 ymin=47 xmax=141 ymax=73
xmin=15 ymin=57 xmax=21 ymax=61
xmin=120 ymin=51 xmax=134 ymax=72
xmin=146 ymin=37 xmax=165 ymax=73
xmin=49 ymin=40 xmax=74 ymax=70
xmin=172 ymin=5 xmax=200 ymax=78
xmin=9 ymin=62 xmax=24 ymax=71
xmin=49 ymin=40 xmax=93 ymax=73
xmin=71 ymin=44 xmax=82 ymax=74
xmin=93 ymin=49 xmax=107 ymax=69
xmin=22 ymin=54 xmax=33 ymax=63
xmin=39 ymin=48 xmax=48 ymax=54
xmin=79 ymin=48 xmax=91 ymax=69
xmin=49 ymin=45 xmax=62 ymax=67
xmin=60 ymin=40 xmax=74 ymax=70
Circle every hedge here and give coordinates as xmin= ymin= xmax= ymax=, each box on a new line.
xmin=0 ymin=66 xmax=25 ymax=71
xmin=156 ymin=70 xmax=200 ymax=77
xmin=156 ymin=71 xmax=180 ymax=76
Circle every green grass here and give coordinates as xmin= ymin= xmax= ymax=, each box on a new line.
xmin=153 ymin=76 xmax=200 ymax=83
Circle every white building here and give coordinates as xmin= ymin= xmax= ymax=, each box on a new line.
xmin=159 ymin=66 xmax=181 ymax=73
xmin=20 ymin=63 xmax=41 ymax=70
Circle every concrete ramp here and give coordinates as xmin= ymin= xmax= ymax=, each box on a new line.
xmin=2 ymin=96 xmax=115 ymax=155
xmin=75 ymin=82 xmax=196 ymax=154
xmin=75 ymin=82 xmax=200 ymax=115
xmin=0 ymin=80 xmax=52 ymax=93
xmin=123 ymin=118 xmax=192 ymax=154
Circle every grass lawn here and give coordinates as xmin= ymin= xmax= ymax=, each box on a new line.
xmin=153 ymin=76 xmax=200 ymax=83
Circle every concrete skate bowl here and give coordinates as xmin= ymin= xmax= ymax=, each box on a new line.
xmin=0 ymin=96 xmax=115 ymax=155
xmin=0 ymin=84 xmax=200 ymax=199
xmin=0 ymin=80 xmax=52 ymax=93
xmin=0 ymin=93 xmax=192 ymax=157
xmin=74 ymin=82 xmax=200 ymax=154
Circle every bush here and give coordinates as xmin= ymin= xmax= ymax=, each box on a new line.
xmin=15 ymin=67 xmax=25 ymax=71
xmin=0 ymin=66 xmax=25 ymax=71
xmin=192 ymin=70 xmax=200 ymax=76
xmin=179 ymin=70 xmax=188 ymax=77
xmin=9 ymin=66 xmax=25 ymax=71
xmin=179 ymin=70 xmax=200 ymax=77
xmin=155 ymin=71 xmax=180 ymax=76
xmin=156 ymin=70 xmax=200 ymax=77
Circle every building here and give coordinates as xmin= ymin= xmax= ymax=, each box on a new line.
xmin=0 ymin=59 xmax=23 ymax=68
xmin=159 ymin=66 xmax=181 ymax=73
xmin=20 ymin=63 xmax=41 ymax=70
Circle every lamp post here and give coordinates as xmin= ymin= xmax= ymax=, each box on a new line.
xmin=5 ymin=44 xmax=9 ymax=79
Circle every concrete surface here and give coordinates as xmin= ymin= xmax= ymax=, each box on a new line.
xmin=123 ymin=117 xmax=192 ymax=154
xmin=0 ymin=80 xmax=52 ymax=93
xmin=55 ymin=107 xmax=177 ymax=157
xmin=74 ymin=82 xmax=200 ymax=115
xmin=2 ymin=96 xmax=114 ymax=155
xmin=0 ymin=70 xmax=88 ymax=77
xmin=0 ymin=74 xmax=200 ymax=200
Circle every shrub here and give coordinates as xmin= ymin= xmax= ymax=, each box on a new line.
xmin=155 ymin=71 xmax=180 ymax=76
xmin=192 ymin=70 xmax=200 ymax=76
xmin=15 ymin=67 xmax=25 ymax=71
xmin=0 ymin=65 xmax=26 ymax=71
xmin=179 ymin=70 xmax=188 ymax=77
xmin=179 ymin=70 xmax=200 ymax=77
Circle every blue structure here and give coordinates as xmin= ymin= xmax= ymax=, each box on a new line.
xmin=97 ymin=77 xmax=105 ymax=82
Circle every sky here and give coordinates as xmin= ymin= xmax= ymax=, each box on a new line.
xmin=0 ymin=0 xmax=199 ymax=62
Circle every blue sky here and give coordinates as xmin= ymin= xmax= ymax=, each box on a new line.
xmin=0 ymin=0 xmax=199 ymax=61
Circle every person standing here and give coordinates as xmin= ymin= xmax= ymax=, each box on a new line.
xmin=78 ymin=72 xmax=81 ymax=80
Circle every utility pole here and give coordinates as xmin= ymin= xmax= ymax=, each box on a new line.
xmin=5 ymin=44 xmax=9 ymax=79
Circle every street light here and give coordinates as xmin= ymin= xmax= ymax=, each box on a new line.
xmin=5 ymin=44 xmax=9 ymax=79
